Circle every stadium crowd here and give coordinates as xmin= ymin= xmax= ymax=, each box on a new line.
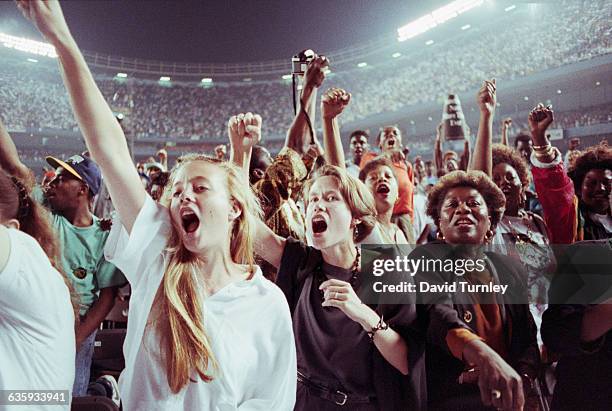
xmin=1 ymin=1 xmax=611 ymax=411
xmin=1 ymin=0 xmax=610 ymax=140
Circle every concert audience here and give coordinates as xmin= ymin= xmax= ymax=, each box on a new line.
xmin=0 ymin=0 xmax=610 ymax=410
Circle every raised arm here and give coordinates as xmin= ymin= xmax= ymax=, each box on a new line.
xmin=227 ymin=113 xmax=287 ymax=268
xmin=285 ymin=55 xmax=327 ymax=155
xmin=228 ymin=112 xmax=262 ymax=181
xmin=527 ymin=104 xmax=576 ymax=243
xmin=321 ymin=87 xmax=351 ymax=168
xmin=434 ymin=122 xmax=444 ymax=173
xmin=18 ymin=0 xmax=145 ymax=232
xmin=500 ymin=117 xmax=512 ymax=146
xmin=469 ymin=79 xmax=496 ymax=175
xmin=0 ymin=117 xmax=32 ymax=181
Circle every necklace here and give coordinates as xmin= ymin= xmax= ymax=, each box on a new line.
xmin=502 ymin=211 xmax=544 ymax=245
xmin=316 ymin=246 xmax=361 ymax=299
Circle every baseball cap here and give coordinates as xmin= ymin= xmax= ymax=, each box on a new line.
xmin=145 ymin=162 xmax=166 ymax=173
xmin=46 ymin=154 xmax=102 ymax=196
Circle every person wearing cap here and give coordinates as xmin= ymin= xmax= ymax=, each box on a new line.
xmin=42 ymin=154 xmax=126 ymax=397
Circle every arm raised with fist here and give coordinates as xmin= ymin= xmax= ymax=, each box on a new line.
xmin=469 ymin=79 xmax=497 ymax=176
xmin=321 ymin=87 xmax=351 ymax=168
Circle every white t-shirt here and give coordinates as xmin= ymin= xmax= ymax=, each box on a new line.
xmin=105 ymin=196 xmax=296 ymax=411
xmin=0 ymin=228 xmax=75 ymax=411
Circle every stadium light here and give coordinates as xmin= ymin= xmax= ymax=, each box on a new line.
xmin=461 ymin=24 xmax=471 ymax=30
xmin=116 ymin=72 xmax=128 ymax=78
xmin=504 ymin=5 xmax=516 ymax=12
xmin=524 ymin=96 xmax=529 ymax=101
xmin=201 ymin=78 xmax=213 ymax=84
xmin=0 ymin=32 xmax=57 ymax=58
xmin=357 ymin=62 xmax=368 ymax=68
xmin=243 ymin=78 xmax=252 ymax=82
xmin=557 ymin=89 xmax=562 ymax=94
xmin=159 ymin=76 xmax=171 ymax=82
xmin=425 ymin=40 xmax=435 ymax=45
xmin=392 ymin=52 xmax=402 ymax=58
xmin=281 ymin=74 xmax=292 ymax=80
xmin=596 ymin=81 xmax=601 ymax=86
xmin=397 ymin=0 xmax=484 ymax=42
xmin=27 ymin=58 xmax=38 ymax=63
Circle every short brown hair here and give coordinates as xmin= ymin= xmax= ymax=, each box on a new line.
xmin=567 ymin=143 xmax=612 ymax=196
xmin=426 ymin=170 xmax=506 ymax=230
xmin=358 ymin=156 xmax=397 ymax=182
xmin=492 ymin=144 xmax=531 ymax=187
xmin=303 ymin=165 xmax=377 ymax=243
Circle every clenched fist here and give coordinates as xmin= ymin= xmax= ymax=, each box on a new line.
xmin=304 ymin=55 xmax=329 ymax=89
xmin=528 ymin=103 xmax=554 ymax=142
xmin=321 ymin=87 xmax=351 ymax=119
xmin=477 ymin=79 xmax=497 ymax=117
xmin=227 ymin=112 xmax=262 ymax=152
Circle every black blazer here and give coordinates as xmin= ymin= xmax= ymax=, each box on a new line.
xmin=408 ymin=243 xmax=540 ymax=408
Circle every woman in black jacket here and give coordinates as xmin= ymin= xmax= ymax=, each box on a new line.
xmin=412 ymin=170 xmax=541 ymax=411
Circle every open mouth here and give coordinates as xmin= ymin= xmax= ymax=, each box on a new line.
xmin=181 ymin=210 xmax=200 ymax=234
xmin=387 ymin=140 xmax=395 ymax=147
xmin=376 ymin=183 xmax=390 ymax=194
xmin=455 ymin=218 xmax=475 ymax=226
xmin=311 ymin=216 xmax=328 ymax=234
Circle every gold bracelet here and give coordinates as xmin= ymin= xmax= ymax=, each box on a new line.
xmin=535 ymin=147 xmax=557 ymax=162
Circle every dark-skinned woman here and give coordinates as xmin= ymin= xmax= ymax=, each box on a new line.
xmin=410 ymin=170 xmax=540 ymax=410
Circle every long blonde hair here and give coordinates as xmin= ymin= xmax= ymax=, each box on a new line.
xmin=157 ymin=154 xmax=262 ymax=393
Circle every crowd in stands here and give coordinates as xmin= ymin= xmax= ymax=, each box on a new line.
xmin=1 ymin=1 xmax=611 ymax=411
xmin=1 ymin=0 xmax=610 ymax=140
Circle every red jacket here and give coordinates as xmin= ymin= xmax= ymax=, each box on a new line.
xmin=531 ymin=159 xmax=577 ymax=244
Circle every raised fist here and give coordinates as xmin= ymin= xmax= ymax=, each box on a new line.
xmin=228 ymin=112 xmax=262 ymax=152
xmin=17 ymin=0 xmax=71 ymax=43
xmin=304 ymin=55 xmax=329 ymax=89
xmin=321 ymin=87 xmax=351 ymax=119
xmin=477 ymin=79 xmax=496 ymax=116
xmin=502 ymin=117 xmax=512 ymax=130
xmin=528 ymin=103 xmax=554 ymax=140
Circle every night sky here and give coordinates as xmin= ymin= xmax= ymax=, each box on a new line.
xmin=0 ymin=0 xmax=446 ymax=63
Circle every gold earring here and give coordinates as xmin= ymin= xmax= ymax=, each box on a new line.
xmin=436 ymin=230 xmax=445 ymax=241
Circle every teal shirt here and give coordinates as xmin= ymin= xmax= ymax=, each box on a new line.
xmin=51 ymin=213 xmax=126 ymax=315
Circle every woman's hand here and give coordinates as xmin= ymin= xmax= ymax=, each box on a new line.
xmin=528 ymin=103 xmax=554 ymax=146
xmin=228 ymin=112 xmax=262 ymax=152
xmin=17 ymin=0 xmax=71 ymax=44
xmin=463 ymin=339 xmax=526 ymax=410
xmin=320 ymin=278 xmax=377 ymax=329
xmin=321 ymin=87 xmax=351 ymax=120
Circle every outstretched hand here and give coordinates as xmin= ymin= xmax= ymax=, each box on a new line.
xmin=477 ymin=79 xmax=497 ymax=117
xmin=16 ymin=0 xmax=71 ymax=43
xmin=528 ymin=103 xmax=554 ymax=143
xmin=228 ymin=112 xmax=262 ymax=153
xmin=321 ymin=87 xmax=351 ymax=119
